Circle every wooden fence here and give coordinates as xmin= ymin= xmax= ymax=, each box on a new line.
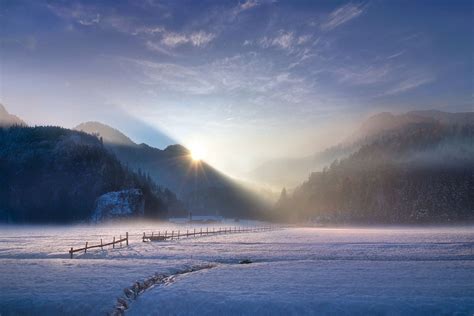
xmin=68 ymin=226 xmax=282 ymax=258
xmin=69 ymin=232 xmax=129 ymax=259
xmin=142 ymin=226 xmax=274 ymax=242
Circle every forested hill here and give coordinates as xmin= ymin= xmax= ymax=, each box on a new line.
xmin=75 ymin=121 xmax=267 ymax=219
xmin=0 ymin=126 xmax=181 ymax=223
xmin=252 ymin=110 xmax=474 ymax=188
xmin=276 ymin=122 xmax=474 ymax=224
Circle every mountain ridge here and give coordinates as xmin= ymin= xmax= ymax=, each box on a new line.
xmin=0 ymin=104 xmax=26 ymax=128
xmin=251 ymin=110 xmax=474 ymax=189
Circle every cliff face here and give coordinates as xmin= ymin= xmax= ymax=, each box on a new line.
xmin=91 ymin=189 xmax=145 ymax=222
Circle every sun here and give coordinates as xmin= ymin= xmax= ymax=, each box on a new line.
xmin=190 ymin=144 xmax=206 ymax=162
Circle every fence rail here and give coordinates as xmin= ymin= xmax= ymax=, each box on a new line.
xmin=142 ymin=226 xmax=275 ymax=242
xmin=69 ymin=232 xmax=129 ymax=259
xmin=68 ymin=225 xmax=284 ymax=258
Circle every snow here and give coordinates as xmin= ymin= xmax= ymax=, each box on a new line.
xmin=0 ymin=223 xmax=473 ymax=315
xmin=91 ymin=189 xmax=144 ymax=222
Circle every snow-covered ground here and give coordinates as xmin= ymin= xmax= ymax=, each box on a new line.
xmin=0 ymin=223 xmax=473 ymax=315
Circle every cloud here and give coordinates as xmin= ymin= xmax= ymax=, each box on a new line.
xmin=128 ymin=59 xmax=216 ymax=95
xmin=384 ymin=75 xmax=435 ymax=95
xmin=48 ymin=3 xmax=101 ymax=26
xmin=78 ymin=13 xmax=100 ymax=26
xmin=122 ymin=53 xmax=318 ymax=110
xmin=233 ymin=0 xmax=275 ymax=15
xmin=386 ymin=50 xmax=405 ymax=60
xmin=145 ymin=41 xmax=177 ymax=56
xmin=189 ymin=31 xmax=216 ymax=47
xmin=297 ymin=35 xmax=311 ymax=45
xmin=321 ymin=3 xmax=366 ymax=31
xmin=161 ymin=32 xmax=189 ymax=47
xmin=240 ymin=0 xmax=260 ymax=11
xmin=260 ymin=31 xmax=295 ymax=50
xmin=335 ymin=64 xmax=391 ymax=85
xmin=132 ymin=26 xmax=165 ymax=35
xmin=160 ymin=30 xmax=215 ymax=47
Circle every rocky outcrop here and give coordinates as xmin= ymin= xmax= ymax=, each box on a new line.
xmin=91 ymin=189 xmax=145 ymax=222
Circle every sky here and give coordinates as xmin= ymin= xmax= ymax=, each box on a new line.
xmin=0 ymin=0 xmax=473 ymax=180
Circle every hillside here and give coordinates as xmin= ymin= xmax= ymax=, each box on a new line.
xmin=253 ymin=110 xmax=474 ymax=188
xmin=275 ymin=122 xmax=474 ymax=223
xmin=0 ymin=125 xmax=181 ymax=223
xmin=75 ymin=121 xmax=267 ymax=218
xmin=0 ymin=104 xmax=26 ymax=127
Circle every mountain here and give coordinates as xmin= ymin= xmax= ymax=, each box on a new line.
xmin=75 ymin=121 xmax=135 ymax=146
xmin=351 ymin=110 xmax=474 ymax=142
xmin=75 ymin=121 xmax=267 ymax=218
xmin=0 ymin=124 xmax=181 ymax=223
xmin=274 ymin=120 xmax=474 ymax=224
xmin=252 ymin=110 xmax=474 ymax=189
xmin=0 ymin=104 xmax=26 ymax=127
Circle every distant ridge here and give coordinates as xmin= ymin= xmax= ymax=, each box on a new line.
xmin=0 ymin=104 xmax=26 ymax=127
xmin=252 ymin=110 xmax=474 ymax=188
xmin=352 ymin=110 xmax=474 ymax=142
xmin=75 ymin=121 xmax=136 ymax=146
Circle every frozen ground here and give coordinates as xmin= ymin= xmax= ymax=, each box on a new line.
xmin=0 ymin=223 xmax=473 ymax=315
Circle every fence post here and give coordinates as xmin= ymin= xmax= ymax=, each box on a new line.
xmin=206 ymin=227 xmax=208 ymax=235
xmin=70 ymin=247 xmax=73 ymax=259
xmin=113 ymin=237 xmax=115 ymax=248
xmin=101 ymin=239 xmax=103 ymax=250
xmin=126 ymin=232 xmax=129 ymax=246
xmin=194 ymin=228 xmax=196 ymax=237
xmin=200 ymin=228 xmax=202 ymax=236
xmin=171 ymin=231 xmax=174 ymax=240
xmin=143 ymin=232 xmax=145 ymax=242
xmin=120 ymin=235 xmax=122 ymax=247
xmin=85 ymin=242 xmax=88 ymax=253
xmin=187 ymin=229 xmax=189 ymax=237
xmin=178 ymin=230 xmax=180 ymax=239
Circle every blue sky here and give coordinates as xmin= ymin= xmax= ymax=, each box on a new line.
xmin=0 ymin=0 xmax=472 ymax=178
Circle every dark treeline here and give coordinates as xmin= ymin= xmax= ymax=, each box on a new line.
xmin=0 ymin=126 xmax=182 ymax=223
xmin=275 ymin=123 xmax=474 ymax=224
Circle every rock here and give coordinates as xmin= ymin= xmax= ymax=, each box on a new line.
xmin=91 ymin=189 xmax=144 ymax=222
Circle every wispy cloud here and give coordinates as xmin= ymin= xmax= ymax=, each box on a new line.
xmin=239 ymin=0 xmax=260 ymax=11
xmin=257 ymin=31 xmax=314 ymax=54
xmin=386 ymin=50 xmax=405 ymax=60
xmin=161 ymin=32 xmax=189 ymax=47
xmin=160 ymin=30 xmax=216 ymax=48
xmin=384 ymin=75 xmax=435 ymax=95
xmin=145 ymin=41 xmax=177 ymax=56
xmin=335 ymin=64 xmax=391 ymax=85
xmin=48 ymin=3 xmax=101 ymax=26
xmin=259 ymin=31 xmax=295 ymax=50
xmin=122 ymin=53 xmax=319 ymax=111
xmin=233 ymin=0 xmax=275 ymax=15
xmin=321 ymin=3 xmax=366 ymax=31
xmin=189 ymin=31 xmax=216 ymax=47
